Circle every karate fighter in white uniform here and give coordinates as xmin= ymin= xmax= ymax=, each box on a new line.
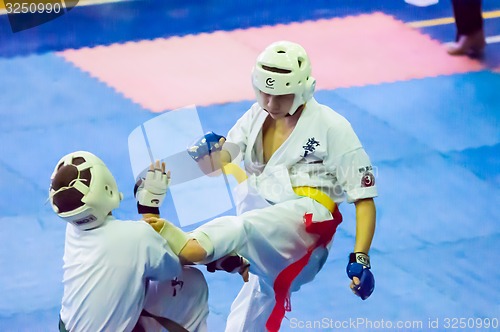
xmin=49 ymin=151 xmax=209 ymax=332
xmin=154 ymin=41 xmax=378 ymax=332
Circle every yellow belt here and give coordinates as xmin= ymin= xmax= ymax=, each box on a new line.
xmin=223 ymin=163 xmax=336 ymax=213
xmin=222 ymin=163 xmax=248 ymax=184
xmin=293 ymin=186 xmax=336 ymax=213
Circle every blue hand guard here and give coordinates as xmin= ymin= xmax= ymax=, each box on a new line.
xmin=346 ymin=252 xmax=375 ymax=300
xmin=187 ymin=132 xmax=225 ymax=161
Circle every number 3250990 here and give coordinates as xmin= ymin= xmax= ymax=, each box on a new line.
xmin=6 ymin=2 xmax=62 ymax=14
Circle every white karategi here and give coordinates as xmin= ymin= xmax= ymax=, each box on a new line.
xmin=194 ymin=98 xmax=378 ymax=332
xmin=60 ymin=216 xmax=208 ymax=332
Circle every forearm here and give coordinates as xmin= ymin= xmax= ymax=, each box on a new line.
xmin=158 ymin=222 xmax=208 ymax=264
xmin=145 ymin=216 xmax=209 ymax=264
xmin=353 ymin=198 xmax=376 ymax=253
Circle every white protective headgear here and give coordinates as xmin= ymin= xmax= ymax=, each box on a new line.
xmin=252 ymin=41 xmax=316 ymax=115
xmin=49 ymin=151 xmax=123 ymax=230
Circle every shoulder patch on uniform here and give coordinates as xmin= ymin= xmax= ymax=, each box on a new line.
xmin=361 ymin=171 xmax=375 ymax=187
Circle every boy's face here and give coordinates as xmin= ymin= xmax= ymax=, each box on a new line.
xmin=259 ymin=91 xmax=295 ymax=119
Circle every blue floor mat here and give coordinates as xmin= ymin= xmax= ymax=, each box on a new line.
xmin=2 ymin=0 xmax=499 ymax=57
xmin=445 ymin=143 xmax=500 ymax=186
xmin=1 ymin=1 xmax=499 ymax=330
xmin=334 ymin=71 xmax=500 ymax=153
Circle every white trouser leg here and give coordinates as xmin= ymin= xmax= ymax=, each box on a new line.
xmin=140 ymin=266 xmax=209 ymax=332
xmin=225 ymin=273 xmax=276 ymax=332
xmin=194 ymin=198 xmax=334 ymax=331
xmin=192 ymin=215 xmax=247 ymax=262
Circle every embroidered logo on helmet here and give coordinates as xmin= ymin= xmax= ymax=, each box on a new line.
xmin=265 ymin=77 xmax=275 ymax=88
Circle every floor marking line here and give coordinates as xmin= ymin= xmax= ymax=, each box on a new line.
xmin=407 ymin=10 xmax=500 ymax=28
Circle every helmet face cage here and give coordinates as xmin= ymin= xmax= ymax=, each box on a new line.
xmin=252 ymin=41 xmax=316 ymax=115
xmin=49 ymin=151 xmax=123 ymax=230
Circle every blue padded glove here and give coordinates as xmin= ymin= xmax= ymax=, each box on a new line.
xmin=346 ymin=252 xmax=375 ymax=300
xmin=187 ymin=132 xmax=225 ymax=161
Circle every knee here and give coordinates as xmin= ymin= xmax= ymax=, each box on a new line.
xmin=193 ymin=216 xmax=247 ymax=261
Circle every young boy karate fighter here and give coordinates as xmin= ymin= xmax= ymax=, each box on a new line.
xmin=49 ymin=151 xmax=209 ymax=332
xmin=148 ymin=40 xmax=377 ymax=332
